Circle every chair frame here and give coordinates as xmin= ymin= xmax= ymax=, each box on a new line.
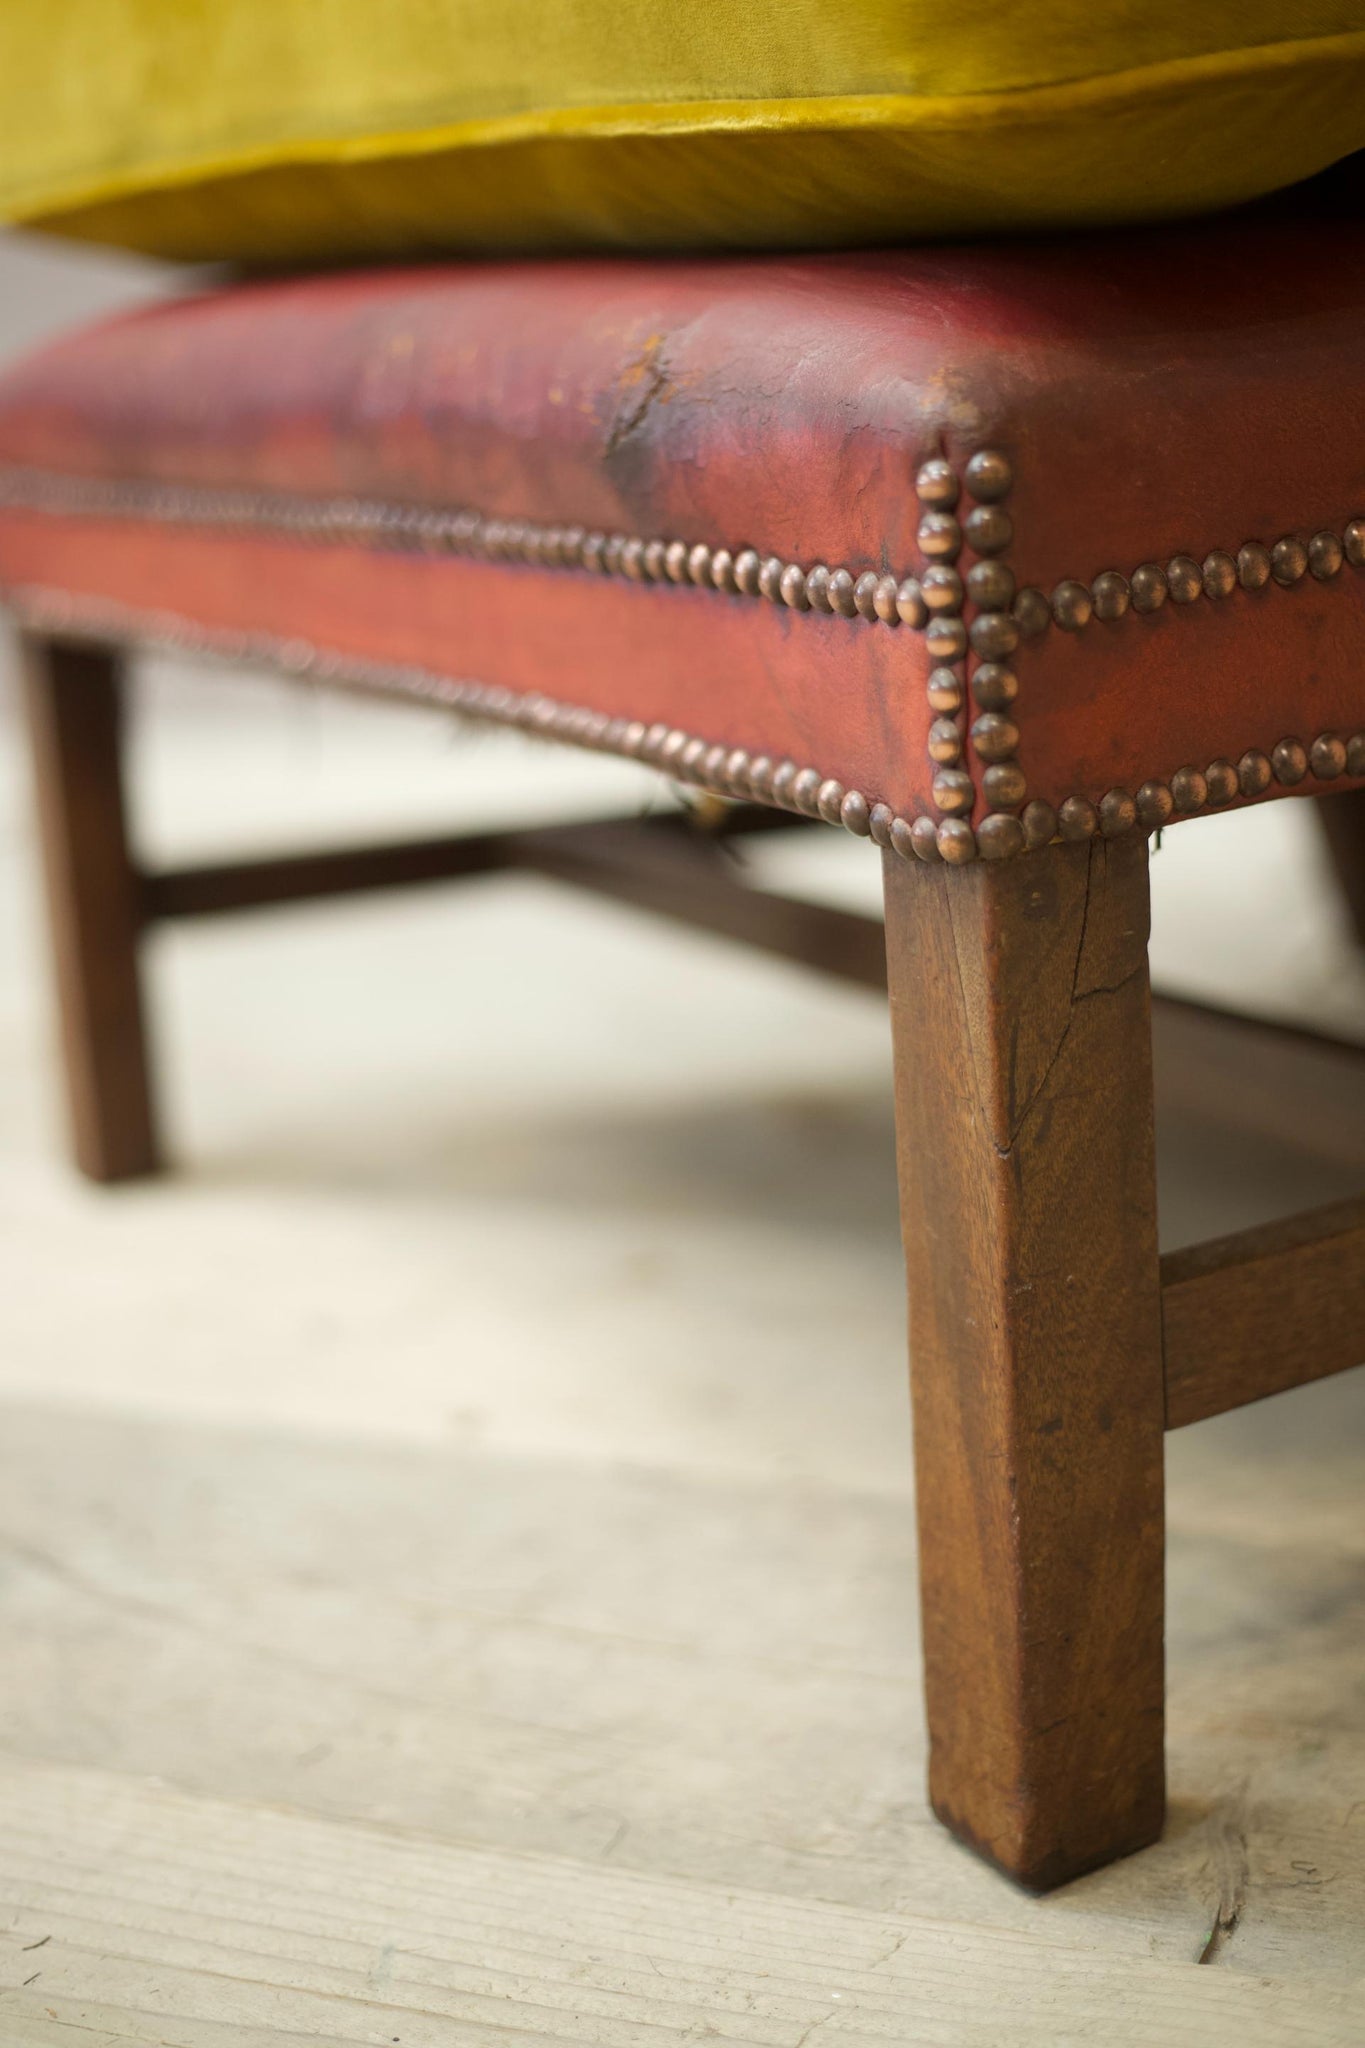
xmin=20 ymin=627 xmax=1365 ymax=1889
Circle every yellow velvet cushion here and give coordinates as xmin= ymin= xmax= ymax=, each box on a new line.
xmin=5 ymin=3 xmax=1365 ymax=262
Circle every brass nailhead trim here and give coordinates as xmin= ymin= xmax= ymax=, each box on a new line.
xmin=7 ymin=468 xmax=1365 ymax=866
xmin=1014 ymin=520 xmax=1365 ymax=638
xmin=911 ymin=446 xmax=1024 ymax=862
xmin=1 ymin=580 xmax=961 ymax=869
xmin=11 ymin=579 xmax=1364 ymax=868
xmin=0 ymin=466 xmax=929 ymax=639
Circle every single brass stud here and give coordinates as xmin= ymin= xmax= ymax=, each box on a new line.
xmin=965 ymin=449 xmax=1013 ymax=502
xmin=927 ymin=617 xmax=968 ymax=660
xmin=829 ymin=567 xmax=859 ymax=618
xmin=841 ymin=790 xmax=873 ymax=836
xmin=771 ymin=760 xmax=799 ymax=807
xmin=874 ymin=574 xmax=902 ymax=625
xmin=1058 ymin=795 xmax=1098 ymax=840
xmin=969 ymin=611 xmax=1019 ymax=659
xmin=679 ymin=736 xmax=708 ymax=775
xmin=1129 ymin=563 xmax=1168 ymax=613
xmin=1237 ymin=750 xmax=1272 ymax=796
xmin=932 ymin=767 xmax=975 ymax=816
xmin=1205 ymin=759 xmax=1239 ymax=805
xmin=684 ymin=542 xmax=711 ymax=586
xmin=966 ymin=560 xmax=1015 ymax=611
xmin=970 ymin=712 xmax=1020 ymax=762
xmin=792 ymin=766 xmax=823 ymax=814
xmin=1136 ymin=780 xmax=1174 ymax=830
xmin=1170 ymin=766 xmax=1207 ymax=812
xmin=971 ymin=662 xmax=1018 ymax=710
xmin=582 ymin=532 xmax=607 ymax=573
xmin=733 ymin=547 xmax=762 ymax=595
xmin=854 ymin=570 xmax=881 ymax=620
xmin=1091 ymin=570 xmax=1131 ymax=621
xmin=806 ymin=564 xmax=833 ymax=612
xmin=1345 ymin=520 xmax=1365 ymax=567
xmin=928 ymin=717 xmax=963 ymax=764
xmin=1236 ymin=542 xmax=1272 ymax=590
xmin=1051 ymin=579 xmax=1093 ymax=631
xmin=724 ymin=747 xmax=751 ymax=791
xmin=817 ymin=777 xmax=847 ymax=824
xmin=621 ymin=537 xmax=647 ymax=579
xmin=868 ymin=802 xmax=895 ymax=847
xmin=889 ymin=815 xmax=918 ymax=860
xmin=895 ymin=577 xmax=928 ymax=628
xmin=915 ymin=458 xmax=959 ymax=510
xmin=937 ymin=819 xmax=978 ymax=863
xmin=1167 ymin=555 xmax=1203 ymax=603
xmin=1347 ymin=734 xmax=1365 ymax=777
xmin=1309 ymin=531 xmax=1344 ymax=580
xmin=1013 ymin=587 xmax=1052 ymax=637
xmin=757 ymin=555 xmax=784 ymax=600
xmin=1272 ymin=737 xmax=1308 ymax=784
xmin=906 ymin=815 xmax=940 ymax=861
xmin=1021 ymin=799 xmax=1058 ymax=849
xmin=963 ymin=504 xmax=1013 ymax=555
xmin=1202 ymin=550 xmax=1237 ymax=599
xmin=780 ymin=563 xmax=810 ymax=610
xmin=927 ymin=667 xmax=965 ymax=713
xmin=977 ymin=812 xmax=1025 ymax=860
xmin=709 ymin=547 xmax=736 ymax=593
xmin=606 ymin=535 xmax=630 ymax=576
xmin=1099 ymin=789 xmax=1137 ymax=837
xmin=918 ymin=511 xmax=963 ymax=561
xmin=702 ymin=743 xmax=730 ymax=783
xmin=747 ymin=755 xmax=776 ymax=800
xmin=643 ymin=538 xmax=669 ymax=580
xmin=621 ymin=720 xmax=649 ymax=757
xmin=922 ymin=564 xmax=965 ymax=613
xmin=1311 ymin=733 xmax=1347 ymax=779
xmin=983 ymin=761 xmax=1027 ymax=810
xmin=658 ymin=729 xmax=688 ymax=768
xmin=641 ymin=722 xmax=670 ymax=760
xmin=1271 ymin=536 xmax=1308 ymax=585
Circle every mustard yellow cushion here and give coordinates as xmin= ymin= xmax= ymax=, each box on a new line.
xmin=5 ymin=3 xmax=1365 ymax=262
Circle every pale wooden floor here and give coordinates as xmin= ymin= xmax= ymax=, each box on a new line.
xmin=1 ymin=662 xmax=1364 ymax=2044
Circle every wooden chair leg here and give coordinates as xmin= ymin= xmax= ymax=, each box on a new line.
xmin=884 ymin=833 xmax=1166 ymax=1890
xmin=1317 ymin=787 xmax=1365 ymax=947
xmin=21 ymin=634 xmax=160 ymax=1181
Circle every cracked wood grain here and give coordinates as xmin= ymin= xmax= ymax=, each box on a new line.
xmin=885 ymin=835 xmax=1166 ymax=1889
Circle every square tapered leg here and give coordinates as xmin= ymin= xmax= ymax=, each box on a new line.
xmin=885 ymin=834 xmax=1166 ymax=1889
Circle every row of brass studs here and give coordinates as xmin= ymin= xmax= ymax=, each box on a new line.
xmin=1016 ymin=523 xmax=1365 ymax=637
xmin=0 ymin=579 xmax=986 ymax=858
xmin=11 ymin=581 xmax=1365 ymax=867
xmin=915 ymin=446 xmax=1028 ymax=860
xmin=1014 ymin=734 xmax=1365 ymax=849
xmin=0 ymin=465 xmax=937 ymax=634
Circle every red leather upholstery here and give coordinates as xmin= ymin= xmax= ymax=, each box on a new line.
xmin=2 ymin=222 xmax=1364 ymax=855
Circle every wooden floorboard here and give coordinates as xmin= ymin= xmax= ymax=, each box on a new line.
xmin=0 ymin=1400 xmax=1362 ymax=2042
xmin=0 ymin=1756 xmax=1358 ymax=2047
